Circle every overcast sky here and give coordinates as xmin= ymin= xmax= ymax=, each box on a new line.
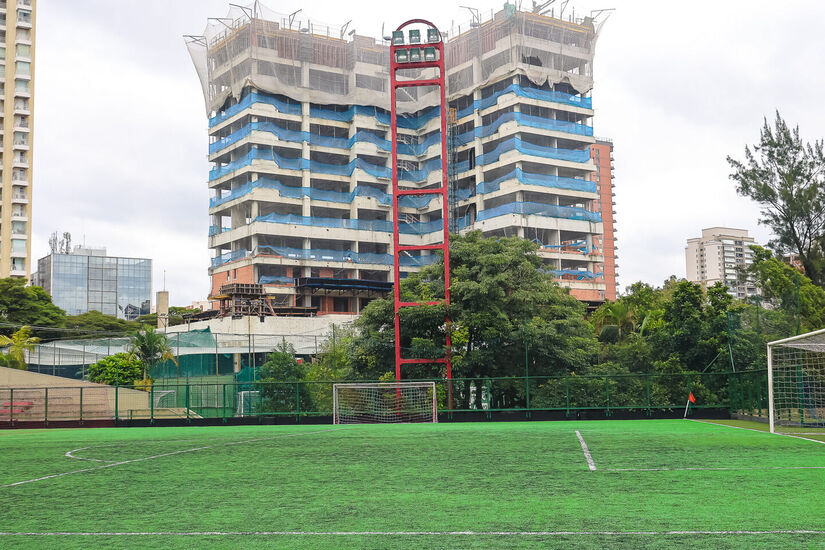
xmin=33 ymin=0 xmax=825 ymax=306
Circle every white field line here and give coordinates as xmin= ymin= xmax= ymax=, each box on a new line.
xmin=688 ymin=419 xmax=825 ymax=446
xmin=1 ymin=530 xmax=824 ymax=536
xmin=1 ymin=428 xmax=344 ymax=489
xmin=575 ymin=430 xmax=596 ymax=471
xmin=64 ymin=447 xmax=117 ymax=463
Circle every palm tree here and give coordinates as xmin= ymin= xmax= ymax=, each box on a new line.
xmin=591 ymin=300 xmax=636 ymax=341
xmin=128 ymin=326 xmax=177 ymax=380
xmin=0 ymin=326 xmax=40 ymax=370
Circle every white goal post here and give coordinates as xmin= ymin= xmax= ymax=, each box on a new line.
xmin=333 ymin=382 xmax=438 ymax=424
xmin=768 ymin=328 xmax=825 ymax=433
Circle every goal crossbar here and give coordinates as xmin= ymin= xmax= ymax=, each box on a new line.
xmin=333 ymin=382 xmax=437 ymax=424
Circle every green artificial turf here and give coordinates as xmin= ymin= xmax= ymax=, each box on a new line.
xmin=1 ymin=419 xmax=824 ymax=549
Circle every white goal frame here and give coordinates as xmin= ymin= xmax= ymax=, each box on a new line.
xmin=332 ymin=382 xmax=438 ymax=424
xmin=768 ymin=327 xmax=825 ymax=433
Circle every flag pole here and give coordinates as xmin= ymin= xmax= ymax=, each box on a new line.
xmin=683 ymin=397 xmax=690 ymax=418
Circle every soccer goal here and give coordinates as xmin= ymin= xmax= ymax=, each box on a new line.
xmin=768 ymin=328 xmax=825 ymax=433
xmin=333 ymin=382 xmax=437 ymax=424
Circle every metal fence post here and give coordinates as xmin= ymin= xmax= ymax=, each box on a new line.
xmin=605 ymin=377 xmax=610 ymax=415
xmin=565 ymin=378 xmax=570 ymax=416
xmin=150 ymin=383 xmax=154 ymax=423
xmin=44 ymin=387 xmax=48 ymax=424
xmin=186 ymin=383 xmax=190 ymax=422
xmin=79 ymin=387 xmax=84 ymax=423
xmin=296 ymin=381 xmax=300 ymax=422
xmin=114 ymin=386 xmax=119 ymax=422
xmin=9 ymin=388 xmax=13 ymax=424
xmin=646 ymin=375 xmax=651 ymax=414
xmin=222 ymin=384 xmax=227 ymax=422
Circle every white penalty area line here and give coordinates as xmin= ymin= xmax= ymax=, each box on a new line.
xmin=1 ymin=428 xmax=345 ymax=489
xmin=575 ymin=430 xmax=596 ymax=471
xmin=604 ymin=466 xmax=825 ymax=472
xmin=688 ymin=419 xmax=825 ymax=446
xmin=1 ymin=530 xmax=824 ymax=537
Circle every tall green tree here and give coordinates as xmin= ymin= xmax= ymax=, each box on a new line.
xmin=64 ymin=311 xmax=139 ymax=335
xmin=0 ymin=278 xmax=66 ymax=336
xmin=128 ymin=326 xmax=177 ymax=380
xmin=0 ymin=325 xmax=40 ymax=370
xmin=727 ymin=112 xmax=825 ymax=284
xmin=348 ymin=232 xmax=598 ymax=386
xmin=258 ymin=340 xmax=311 ymax=412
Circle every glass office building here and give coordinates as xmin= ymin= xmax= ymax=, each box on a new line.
xmin=33 ymin=247 xmax=151 ymax=320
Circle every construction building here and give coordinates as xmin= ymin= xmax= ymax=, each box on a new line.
xmin=685 ymin=227 xmax=758 ymax=299
xmin=32 ymin=246 xmax=152 ymax=320
xmin=187 ymin=2 xmax=616 ymax=313
xmin=0 ymin=0 xmax=35 ymax=279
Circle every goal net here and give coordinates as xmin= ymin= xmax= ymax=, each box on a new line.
xmin=333 ymin=382 xmax=437 ymax=424
xmin=768 ymin=328 xmax=825 ymax=432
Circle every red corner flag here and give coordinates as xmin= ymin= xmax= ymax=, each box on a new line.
xmin=684 ymin=392 xmax=696 ymax=418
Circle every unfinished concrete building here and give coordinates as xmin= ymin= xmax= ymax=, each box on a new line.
xmin=187 ymin=2 xmax=616 ymax=313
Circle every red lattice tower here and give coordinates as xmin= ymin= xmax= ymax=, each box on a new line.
xmin=390 ymin=20 xmax=452 ymax=405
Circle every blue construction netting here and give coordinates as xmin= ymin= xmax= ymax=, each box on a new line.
xmin=210 ymin=148 xmax=446 ymax=183
xmin=476 ymin=201 xmax=601 ymax=223
xmin=254 ymin=212 xmax=451 ymax=235
xmin=474 ymin=111 xmax=593 ymax=140
xmin=548 ymin=269 xmax=604 ymax=280
xmin=209 ymin=92 xmax=302 ymax=127
xmin=255 ymin=245 xmax=440 ymax=267
xmin=208 ymin=225 xmax=231 ymax=236
xmin=476 ymin=167 xmax=597 ymax=195
xmin=258 ymin=275 xmax=295 ymax=285
xmin=211 ymin=249 xmax=250 ymax=268
xmin=209 ymin=85 xmax=590 ymax=132
xmin=541 ymin=240 xmax=588 ymax=253
xmin=210 ymin=177 xmax=436 ymax=210
xmin=476 ymin=137 xmax=590 ymax=166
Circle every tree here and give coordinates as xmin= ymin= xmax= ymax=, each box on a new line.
xmin=128 ymin=326 xmax=177 ymax=380
xmin=0 ymin=326 xmax=40 ymax=370
xmin=87 ymin=353 xmax=143 ymax=385
xmin=64 ymin=311 xmax=139 ymax=335
xmin=347 ymin=232 xmax=598 ymax=410
xmin=727 ymin=112 xmax=825 ymax=285
xmin=0 ymin=278 xmax=66 ymax=336
xmin=137 ymin=306 xmax=200 ymax=328
xmin=745 ymin=245 xmax=825 ymax=333
xmin=258 ymin=340 xmax=311 ymax=412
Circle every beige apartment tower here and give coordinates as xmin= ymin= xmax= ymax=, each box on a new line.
xmin=0 ymin=0 xmax=35 ymax=279
xmin=685 ymin=227 xmax=758 ymax=299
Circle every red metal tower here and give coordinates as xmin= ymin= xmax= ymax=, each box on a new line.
xmin=390 ymin=20 xmax=452 ymax=397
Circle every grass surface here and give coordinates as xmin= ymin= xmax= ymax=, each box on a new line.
xmin=1 ymin=419 xmax=824 ymax=549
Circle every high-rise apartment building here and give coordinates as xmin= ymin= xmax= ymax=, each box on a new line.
xmin=0 ymin=0 xmax=35 ymax=279
xmin=33 ymin=246 xmax=152 ymax=320
xmin=685 ymin=227 xmax=758 ymax=299
xmin=188 ymin=4 xmax=614 ymax=312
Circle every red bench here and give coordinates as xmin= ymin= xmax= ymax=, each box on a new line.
xmin=0 ymin=409 xmax=24 ymax=414
xmin=2 ymin=401 xmax=34 ymax=407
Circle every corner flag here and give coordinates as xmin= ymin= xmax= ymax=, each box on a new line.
xmin=684 ymin=392 xmax=696 ymax=418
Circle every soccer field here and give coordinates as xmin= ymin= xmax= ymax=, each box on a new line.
xmin=1 ymin=419 xmax=824 ymax=549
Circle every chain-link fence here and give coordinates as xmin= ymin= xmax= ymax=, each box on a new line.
xmin=1 ymin=370 xmax=767 ymax=424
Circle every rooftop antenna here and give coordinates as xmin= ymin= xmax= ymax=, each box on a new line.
xmin=208 ymin=17 xmax=234 ymax=31
xmin=460 ymin=6 xmax=481 ymax=27
xmin=228 ymin=3 xmax=252 ymax=19
xmin=340 ymin=19 xmax=352 ymax=39
xmin=288 ymin=9 xmax=301 ymax=29
xmin=163 ymin=269 xmax=167 ymax=291
xmin=532 ymin=0 xmax=556 ymax=14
